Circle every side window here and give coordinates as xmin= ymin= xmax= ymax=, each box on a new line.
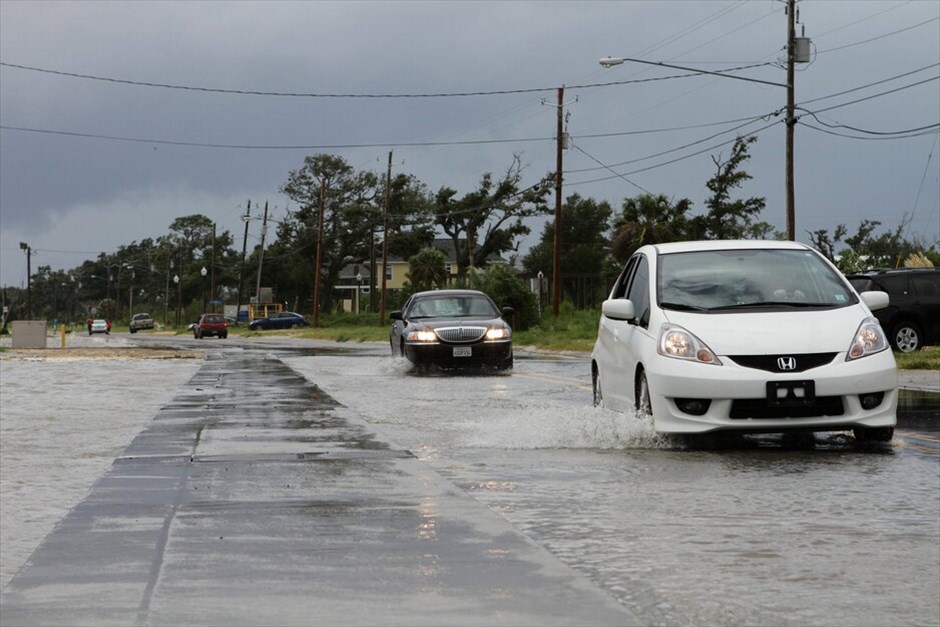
xmin=610 ymin=257 xmax=639 ymax=299
xmin=879 ymin=275 xmax=909 ymax=299
xmin=911 ymin=274 xmax=940 ymax=301
xmin=626 ymin=256 xmax=651 ymax=327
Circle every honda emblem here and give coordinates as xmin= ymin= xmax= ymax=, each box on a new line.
xmin=777 ymin=356 xmax=797 ymax=371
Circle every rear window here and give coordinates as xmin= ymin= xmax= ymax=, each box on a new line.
xmin=203 ymin=314 xmax=224 ymax=322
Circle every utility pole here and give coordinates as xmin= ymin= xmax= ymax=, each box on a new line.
xmin=255 ymin=201 xmax=269 ymax=304
xmin=313 ymin=181 xmax=326 ymax=327
xmin=785 ymin=0 xmax=797 ymax=241
xmin=379 ymin=151 xmax=392 ymax=326
xmin=553 ymin=86 xmax=564 ymax=317
xmin=210 ymin=222 xmax=216 ymax=313
xmin=236 ymin=200 xmax=251 ymax=324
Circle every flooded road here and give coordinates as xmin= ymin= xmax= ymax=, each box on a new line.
xmin=281 ymin=345 xmax=939 ymax=627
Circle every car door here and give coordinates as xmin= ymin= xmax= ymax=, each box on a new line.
xmin=389 ymin=296 xmax=413 ymax=353
xmin=597 ymin=255 xmax=643 ymax=412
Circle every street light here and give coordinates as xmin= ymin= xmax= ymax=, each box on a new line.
xmin=19 ymin=242 xmax=31 ymax=318
xmin=200 ymin=266 xmax=208 ymax=314
xmin=355 ymin=272 xmax=363 ymax=314
xmin=173 ymin=274 xmax=180 ymax=326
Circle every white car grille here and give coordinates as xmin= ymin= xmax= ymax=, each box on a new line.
xmin=435 ymin=326 xmax=486 ymax=343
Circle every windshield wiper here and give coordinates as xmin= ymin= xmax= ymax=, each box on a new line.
xmin=660 ymin=302 xmax=709 ymax=312
xmin=708 ymin=301 xmax=833 ymax=311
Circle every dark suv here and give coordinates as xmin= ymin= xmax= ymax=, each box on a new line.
xmin=194 ymin=313 xmax=228 ymax=339
xmin=847 ymin=268 xmax=940 ymax=352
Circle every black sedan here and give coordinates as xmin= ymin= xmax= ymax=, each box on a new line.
xmin=389 ymin=289 xmax=514 ymax=371
xmin=248 ymin=311 xmax=310 ymax=331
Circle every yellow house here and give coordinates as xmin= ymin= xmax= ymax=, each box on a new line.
xmin=336 ymin=239 xmax=509 ymax=312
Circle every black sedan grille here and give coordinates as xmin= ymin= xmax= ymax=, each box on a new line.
xmin=728 ymin=352 xmax=838 ymax=373
xmin=435 ymin=326 xmax=486 ymax=343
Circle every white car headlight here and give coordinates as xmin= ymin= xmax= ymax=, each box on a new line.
xmin=658 ymin=323 xmax=722 ymax=365
xmin=846 ymin=317 xmax=888 ymax=361
xmin=485 ymin=327 xmax=511 ymax=341
xmin=407 ymin=330 xmax=438 ymax=343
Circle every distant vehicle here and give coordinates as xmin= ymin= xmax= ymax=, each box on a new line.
xmin=194 ymin=313 xmax=228 ymax=339
xmin=389 ymin=289 xmax=514 ymax=372
xmin=129 ymin=312 xmax=155 ymax=334
xmin=846 ymin=268 xmax=940 ymax=353
xmin=248 ymin=311 xmax=310 ymax=331
xmin=90 ymin=319 xmax=109 ymax=335
xmin=592 ymin=240 xmax=897 ymax=443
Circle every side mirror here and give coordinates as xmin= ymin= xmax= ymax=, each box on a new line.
xmin=501 ymin=306 xmax=515 ymax=319
xmin=390 ymin=310 xmax=403 ymax=321
xmin=860 ymin=291 xmax=889 ymax=312
xmin=601 ymin=299 xmax=636 ymax=321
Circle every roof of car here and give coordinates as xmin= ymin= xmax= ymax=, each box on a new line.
xmin=411 ymin=289 xmax=490 ymax=300
xmin=649 ymin=240 xmax=811 ymax=254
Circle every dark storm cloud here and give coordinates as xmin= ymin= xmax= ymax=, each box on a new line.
xmin=1 ymin=1 xmax=938 ymax=285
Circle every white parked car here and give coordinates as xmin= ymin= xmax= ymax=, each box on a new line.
xmin=591 ymin=240 xmax=897 ymax=443
xmin=90 ymin=319 xmax=109 ymax=335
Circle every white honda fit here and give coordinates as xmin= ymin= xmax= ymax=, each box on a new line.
xmin=591 ymin=240 xmax=897 ymax=442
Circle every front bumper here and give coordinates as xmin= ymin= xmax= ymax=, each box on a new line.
xmin=644 ymin=349 xmax=898 ymax=434
xmin=404 ymin=340 xmax=512 ymax=369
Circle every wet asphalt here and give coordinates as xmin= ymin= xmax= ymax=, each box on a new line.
xmin=0 ymin=349 xmax=637 ymax=626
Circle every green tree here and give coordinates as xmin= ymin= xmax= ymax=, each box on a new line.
xmin=407 ymin=247 xmax=447 ymax=292
xmin=689 ymin=135 xmax=769 ymax=240
xmin=610 ymin=193 xmax=692 ymax=263
xmin=435 ymin=156 xmax=550 ymax=278
xmin=467 ymin=264 xmax=539 ymax=331
xmin=279 ymin=154 xmax=380 ymax=313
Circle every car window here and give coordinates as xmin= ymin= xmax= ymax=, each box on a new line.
xmin=410 ymin=295 xmax=498 ymax=318
xmin=877 ymin=275 xmax=909 ymax=297
xmin=611 ymin=256 xmax=639 ymax=299
xmin=204 ymin=314 xmax=224 ymax=322
xmin=625 ymin=255 xmax=650 ymax=326
xmin=911 ymin=274 xmax=940 ymax=301
xmin=658 ymin=248 xmax=855 ymax=310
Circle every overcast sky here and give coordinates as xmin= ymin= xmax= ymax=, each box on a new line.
xmin=1 ymin=0 xmax=938 ymax=288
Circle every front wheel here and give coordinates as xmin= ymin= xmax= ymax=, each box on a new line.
xmin=220 ymin=333 xmax=227 ymax=339
xmin=854 ymin=426 xmax=894 ymax=443
xmin=592 ymin=368 xmax=603 ymax=407
xmin=890 ymin=321 xmax=923 ymax=353
xmin=636 ymin=370 xmax=652 ymax=418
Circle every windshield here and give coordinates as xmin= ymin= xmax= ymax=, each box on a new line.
xmin=408 ymin=295 xmax=499 ymax=318
xmin=658 ymin=249 xmax=856 ymax=311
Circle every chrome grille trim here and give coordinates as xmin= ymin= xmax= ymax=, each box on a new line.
xmin=434 ymin=326 xmax=486 ymax=343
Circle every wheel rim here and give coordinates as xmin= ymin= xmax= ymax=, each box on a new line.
xmin=895 ymin=326 xmax=920 ymax=352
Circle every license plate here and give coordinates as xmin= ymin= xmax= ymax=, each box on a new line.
xmin=766 ymin=380 xmax=815 ymax=406
xmin=453 ymin=346 xmax=472 ymax=357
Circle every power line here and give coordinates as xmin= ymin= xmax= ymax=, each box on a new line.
xmin=571 ymin=145 xmax=652 ymax=194
xmin=800 ymin=123 xmax=939 ymax=141
xmin=817 ymin=17 xmax=940 ymax=55
xmin=0 ymin=61 xmax=777 ymax=98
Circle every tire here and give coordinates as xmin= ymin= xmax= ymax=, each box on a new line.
xmin=592 ymin=367 xmax=603 ymax=407
xmin=853 ymin=426 xmax=894 ymax=443
xmin=890 ymin=321 xmax=923 ymax=353
xmin=636 ymin=370 xmax=652 ymax=418
xmin=498 ymin=356 xmax=514 ymax=371
xmin=194 ymin=329 xmax=200 ymax=339
xmin=130 ymin=328 xmax=136 ymax=334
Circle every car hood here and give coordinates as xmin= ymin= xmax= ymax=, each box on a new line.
xmin=408 ymin=316 xmax=505 ymax=329
xmin=662 ymin=306 xmax=871 ymax=355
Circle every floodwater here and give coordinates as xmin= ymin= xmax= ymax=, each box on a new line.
xmin=1 ymin=336 xmax=937 ymax=625
xmin=283 ymin=349 xmax=940 ymax=627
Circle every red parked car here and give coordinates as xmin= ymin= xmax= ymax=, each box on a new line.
xmin=194 ymin=313 xmax=228 ymax=339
